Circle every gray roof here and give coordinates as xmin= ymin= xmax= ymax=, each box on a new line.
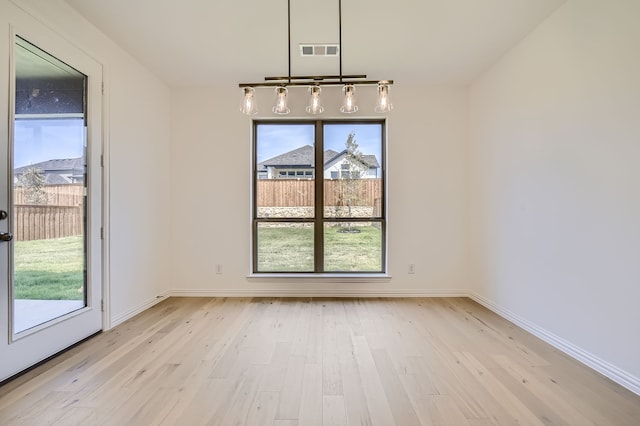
xmin=324 ymin=149 xmax=340 ymax=162
xmin=44 ymin=174 xmax=75 ymax=185
xmin=325 ymin=150 xmax=380 ymax=169
xmin=259 ymin=145 xmax=379 ymax=170
xmin=259 ymin=145 xmax=314 ymax=169
xmin=14 ymin=157 xmax=85 ymax=184
xmin=14 ymin=157 xmax=84 ymax=174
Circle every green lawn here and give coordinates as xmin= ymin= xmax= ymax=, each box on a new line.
xmin=324 ymin=225 xmax=382 ymax=271
xmin=15 ymin=227 xmax=380 ymax=298
xmin=14 ymin=236 xmax=84 ymax=300
xmin=257 ymin=224 xmax=382 ymax=272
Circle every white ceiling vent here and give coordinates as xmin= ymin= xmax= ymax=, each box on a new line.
xmin=300 ymin=44 xmax=340 ymax=57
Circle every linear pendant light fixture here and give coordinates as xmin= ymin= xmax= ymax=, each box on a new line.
xmin=239 ymin=0 xmax=393 ymax=115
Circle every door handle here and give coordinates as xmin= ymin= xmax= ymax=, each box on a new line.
xmin=0 ymin=232 xmax=13 ymax=242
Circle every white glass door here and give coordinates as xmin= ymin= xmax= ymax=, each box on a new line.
xmin=0 ymin=25 xmax=102 ymax=382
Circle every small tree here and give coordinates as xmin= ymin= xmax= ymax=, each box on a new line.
xmin=17 ymin=167 xmax=48 ymax=204
xmin=334 ymin=131 xmax=364 ymax=232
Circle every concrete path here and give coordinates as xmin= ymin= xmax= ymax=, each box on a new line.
xmin=13 ymin=299 xmax=85 ymax=333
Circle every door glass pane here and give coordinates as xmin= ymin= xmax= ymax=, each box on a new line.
xmin=255 ymin=124 xmax=315 ymax=219
xmin=324 ymin=222 xmax=383 ymax=272
xmin=324 ymin=124 xmax=383 ymax=219
xmin=12 ymin=37 xmax=87 ymax=334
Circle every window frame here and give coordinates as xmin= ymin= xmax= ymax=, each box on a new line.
xmin=251 ymin=119 xmax=387 ymax=275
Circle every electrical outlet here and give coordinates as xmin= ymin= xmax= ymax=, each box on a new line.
xmin=408 ymin=264 xmax=415 ymax=274
xmin=215 ymin=264 xmax=223 ymax=274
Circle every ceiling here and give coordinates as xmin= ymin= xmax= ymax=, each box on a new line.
xmin=63 ymin=0 xmax=566 ymax=88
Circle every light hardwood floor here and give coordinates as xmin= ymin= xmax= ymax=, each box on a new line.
xmin=0 ymin=297 xmax=638 ymax=425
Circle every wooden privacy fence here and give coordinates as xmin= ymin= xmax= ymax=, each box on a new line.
xmin=257 ymin=178 xmax=382 ymax=207
xmin=13 ymin=185 xmax=84 ymax=241
xmin=14 ymin=205 xmax=84 ymax=241
xmin=14 ymin=184 xmax=84 ymax=206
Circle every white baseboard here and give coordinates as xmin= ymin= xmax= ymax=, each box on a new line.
xmin=108 ymin=291 xmax=170 ymax=329
xmin=469 ymin=292 xmax=640 ymax=397
xmin=167 ymin=288 xmax=468 ymax=298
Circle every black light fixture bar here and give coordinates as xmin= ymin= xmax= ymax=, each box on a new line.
xmin=338 ymin=0 xmax=343 ymax=80
xmin=238 ymin=0 xmax=393 ymax=114
xmin=264 ymin=74 xmax=367 ymax=81
xmin=239 ymin=79 xmax=392 ymax=88
xmin=238 ymin=0 xmax=392 ymax=89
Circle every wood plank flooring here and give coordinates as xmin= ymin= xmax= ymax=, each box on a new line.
xmin=1 ymin=297 xmax=639 ymax=425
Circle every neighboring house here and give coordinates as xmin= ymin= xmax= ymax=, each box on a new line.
xmin=257 ymin=145 xmax=379 ymax=179
xmin=14 ymin=157 xmax=85 ymax=185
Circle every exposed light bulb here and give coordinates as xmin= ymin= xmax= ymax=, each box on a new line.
xmin=273 ymin=86 xmax=290 ymax=115
xmin=240 ymin=87 xmax=258 ymax=115
xmin=375 ymin=81 xmax=393 ymax=113
xmin=340 ymin=84 xmax=358 ymax=114
xmin=305 ymin=86 xmax=324 ymax=115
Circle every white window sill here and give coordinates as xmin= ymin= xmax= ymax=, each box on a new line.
xmin=247 ymin=273 xmax=391 ymax=283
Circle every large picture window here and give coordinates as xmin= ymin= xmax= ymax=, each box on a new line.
xmin=253 ymin=120 xmax=386 ymax=273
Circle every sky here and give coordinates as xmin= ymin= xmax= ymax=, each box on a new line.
xmin=13 ymin=118 xmax=85 ymax=168
xmin=13 ymin=119 xmax=383 ymax=170
xmin=256 ymin=123 xmax=382 ymax=164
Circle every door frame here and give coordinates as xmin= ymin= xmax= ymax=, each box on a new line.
xmin=0 ymin=10 xmax=105 ymax=381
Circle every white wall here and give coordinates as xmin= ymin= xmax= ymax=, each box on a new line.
xmin=6 ymin=0 xmax=173 ymax=326
xmin=469 ymin=0 xmax=640 ymax=389
xmin=170 ymin=83 xmax=469 ymax=295
xmin=4 ymin=0 xmax=638 ymax=398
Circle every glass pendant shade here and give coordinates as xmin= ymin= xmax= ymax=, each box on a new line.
xmin=240 ymin=83 xmax=392 ymax=114
xmin=273 ymin=86 xmax=290 ymax=114
xmin=305 ymin=85 xmax=324 ymax=115
xmin=240 ymin=87 xmax=258 ymax=115
xmin=375 ymin=81 xmax=393 ymax=113
xmin=340 ymin=84 xmax=358 ymax=113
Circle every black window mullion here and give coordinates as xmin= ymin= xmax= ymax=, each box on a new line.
xmin=252 ymin=121 xmax=258 ymax=273
xmin=380 ymin=121 xmax=386 ymax=220
xmin=314 ymin=121 xmax=324 ymax=272
xmin=253 ymin=119 xmax=386 ymax=274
